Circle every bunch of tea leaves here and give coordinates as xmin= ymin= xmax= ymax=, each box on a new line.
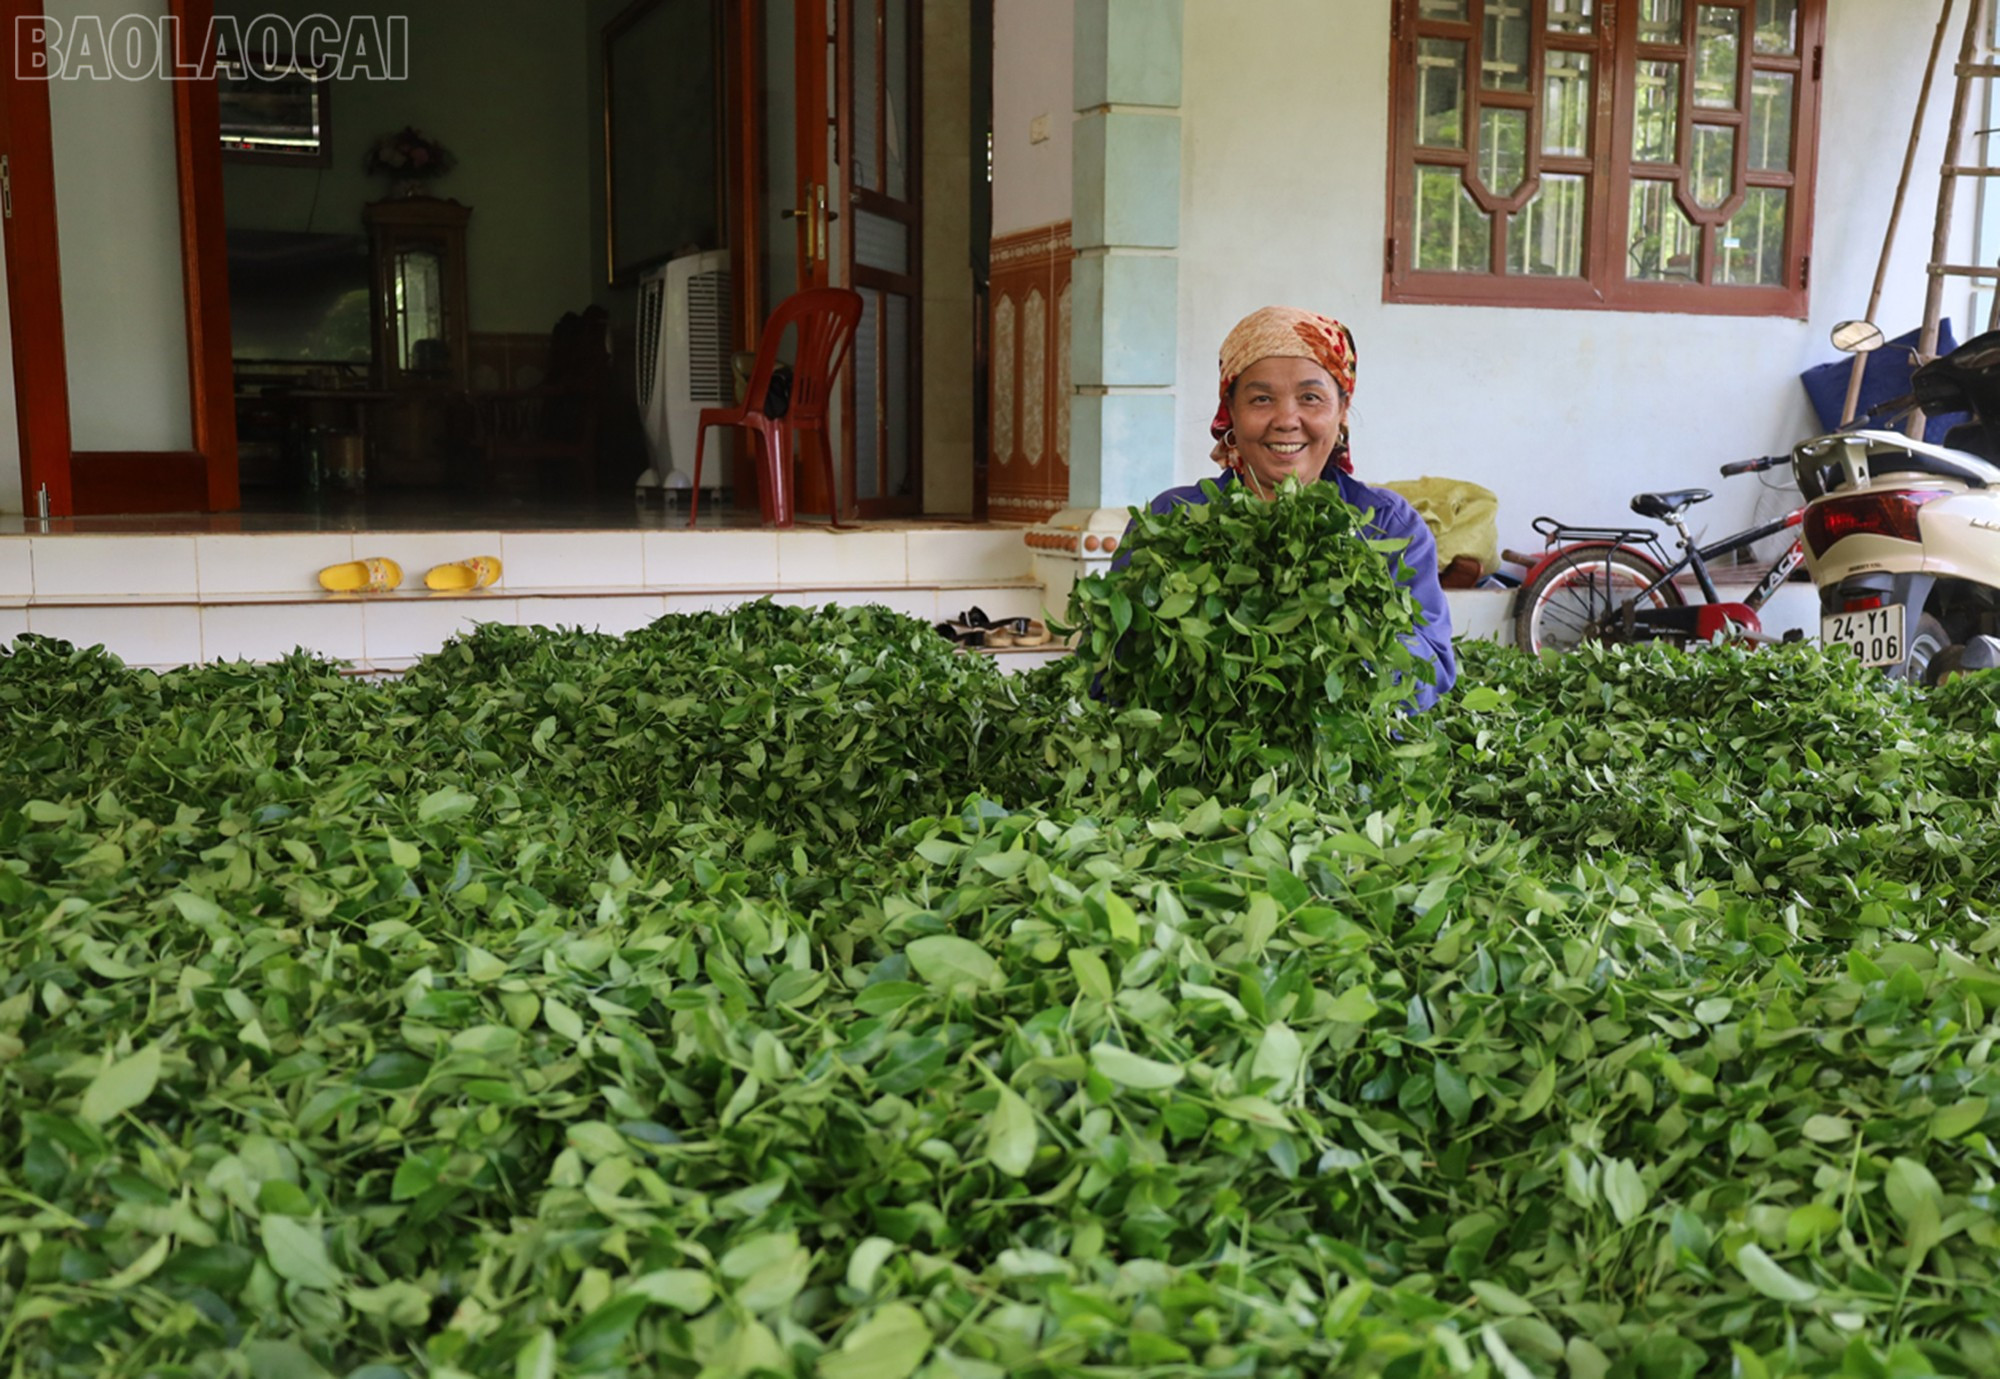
xmin=1062 ymin=479 xmax=1438 ymax=802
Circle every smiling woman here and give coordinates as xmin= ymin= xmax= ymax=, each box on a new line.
xmin=1137 ymin=305 xmax=1459 ymax=709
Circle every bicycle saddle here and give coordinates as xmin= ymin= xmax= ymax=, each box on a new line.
xmin=1631 ymin=489 xmax=1712 ymax=519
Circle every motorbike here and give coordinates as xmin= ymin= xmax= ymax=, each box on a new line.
xmin=1791 ymin=321 xmax=2000 ymax=683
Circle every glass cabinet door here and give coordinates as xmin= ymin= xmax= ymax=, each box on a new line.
xmin=364 ymin=197 xmax=470 ymax=390
xmin=391 ymin=242 xmax=449 ymax=378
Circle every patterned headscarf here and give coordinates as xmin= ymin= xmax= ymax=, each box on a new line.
xmin=1209 ymin=306 xmax=1358 ymax=475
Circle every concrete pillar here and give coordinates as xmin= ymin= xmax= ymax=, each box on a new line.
xmin=1067 ymin=0 xmax=1182 ymax=510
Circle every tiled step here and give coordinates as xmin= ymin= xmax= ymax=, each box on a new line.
xmin=0 ymin=526 xmax=1053 ymax=672
xmin=0 ymin=526 xmax=1033 ymax=599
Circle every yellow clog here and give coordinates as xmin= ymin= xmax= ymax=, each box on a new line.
xmin=423 ymin=556 xmax=503 ymax=591
xmin=318 ymin=557 xmax=403 ymax=593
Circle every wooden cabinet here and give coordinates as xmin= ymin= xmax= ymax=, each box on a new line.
xmin=364 ymin=196 xmax=471 ymax=483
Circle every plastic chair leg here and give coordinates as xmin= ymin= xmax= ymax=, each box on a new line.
xmin=811 ymin=426 xmax=842 ymax=529
xmin=687 ymin=421 xmax=709 ymax=528
xmin=761 ymin=421 xmax=793 ymax=528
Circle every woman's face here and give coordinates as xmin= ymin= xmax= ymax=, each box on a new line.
xmin=1229 ymin=356 xmax=1347 ymax=497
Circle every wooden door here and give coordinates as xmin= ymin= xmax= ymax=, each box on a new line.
xmin=843 ymin=0 xmax=921 ymax=516
xmin=0 ymin=0 xmax=237 ymax=517
xmin=744 ymin=0 xmax=917 ymax=519
xmin=1 ymin=0 xmax=72 ymax=514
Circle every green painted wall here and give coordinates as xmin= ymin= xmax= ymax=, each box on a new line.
xmin=220 ymin=0 xmax=594 ymax=335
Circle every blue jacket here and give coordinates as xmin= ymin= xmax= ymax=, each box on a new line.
xmin=1136 ymin=468 xmax=1457 ymax=710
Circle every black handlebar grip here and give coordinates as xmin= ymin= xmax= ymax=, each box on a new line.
xmin=1719 ymin=456 xmax=1779 ymax=476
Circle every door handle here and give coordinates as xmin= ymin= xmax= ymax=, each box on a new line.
xmin=781 ymin=203 xmax=816 ymax=262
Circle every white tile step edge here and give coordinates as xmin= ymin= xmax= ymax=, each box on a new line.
xmin=0 ymin=527 xmax=1035 ymax=601
xmin=3 ymin=585 xmax=1055 ymax=674
xmin=3 ymin=576 xmax=1044 ymax=610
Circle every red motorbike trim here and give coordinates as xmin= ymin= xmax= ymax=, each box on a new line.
xmin=1695 ymin=602 xmax=1762 ymax=639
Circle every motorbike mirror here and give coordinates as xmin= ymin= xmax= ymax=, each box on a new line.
xmin=1831 ymin=319 xmax=1886 ymax=354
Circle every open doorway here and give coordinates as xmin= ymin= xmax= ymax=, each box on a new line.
xmin=7 ymin=0 xmax=985 ymax=526
xmin=219 ymin=0 xmax=645 ymax=521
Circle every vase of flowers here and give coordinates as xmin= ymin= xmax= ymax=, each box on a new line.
xmin=365 ymin=126 xmax=455 ymax=197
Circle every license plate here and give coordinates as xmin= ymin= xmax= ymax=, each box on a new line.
xmin=1822 ymin=604 xmax=1906 ymax=666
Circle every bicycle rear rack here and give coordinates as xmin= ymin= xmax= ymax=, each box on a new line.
xmin=1530 ymin=515 xmax=1661 ymax=547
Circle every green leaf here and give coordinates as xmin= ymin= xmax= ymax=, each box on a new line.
xmin=1324 ymin=985 xmax=1379 ymax=1024
xmin=259 ymin=1215 xmax=345 ymax=1291
xmin=846 ymin=1236 xmax=896 ymax=1293
xmin=1252 ymin=1022 xmax=1304 ymax=1099
xmin=1433 ymin=1058 xmax=1473 ymax=1123
xmin=1884 ymin=1156 xmax=1944 ymax=1264
xmin=1932 ymin=1097 xmax=1987 ymax=1140
xmin=1801 ymin=1114 xmax=1852 ymax=1143
xmin=721 ymin=1231 xmax=801 ymax=1279
xmin=904 ymin=935 xmax=1004 ymax=994
xmin=1734 ymin=1243 xmax=1818 ymax=1303
xmin=346 ymin=1281 xmax=431 ymax=1328
xmin=1089 ymin=1042 xmax=1184 ymax=1089
xmin=627 ymin=1268 xmax=715 ymax=1313
xmin=1603 ymin=1157 xmax=1648 ymax=1225
xmin=514 ymin=1329 xmax=558 ymax=1379
xmin=101 ymin=1234 xmax=172 ymax=1291
xmin=1470 ymin=1279 xmax=1537 ymax=1316
xmin=1069 ymin=948 xmax=1114 ymax=1002
xmin=80 ymin=1043 xmax=161 ymax=1125
xmin=985 ymin=1086 xmax=1038 ymax=1177
xmin=1785 ymin=1202 xmax=1844 ymax=1250
xmin=1513 ymin=1059 xmax=1557 ymax=1120
xmin=562 ymin=1296 xmax=647 ymax=1367
xmin=818 ymin=1302 xmax=932 ymax=1379
xmin=417 ymin=785 xmax=477 ymax=823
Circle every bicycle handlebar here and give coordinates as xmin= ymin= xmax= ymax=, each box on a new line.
xmin=1719 ymin=455 xmax=1785 ymax=476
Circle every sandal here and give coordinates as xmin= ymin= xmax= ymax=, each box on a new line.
xmin=933 ymin=621 xmax=986 ymax=648
xmin=424 ymin=556 xmax=503 ymax=591
xmin=1011 ymin=618 xmax=1052 ymax=648
xmin=318 ymin=557 xmax=403 ymax=593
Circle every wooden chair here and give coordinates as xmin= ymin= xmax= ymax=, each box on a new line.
xmin=465 ymin=307 xmax=619 ymax=498
xmin=467 ymin=386 xmax=600 ymax=498
xmin=689 ymin=287 xmax=863 ymax=528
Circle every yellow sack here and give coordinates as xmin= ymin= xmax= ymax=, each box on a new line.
xmin=1381 ymin=476 xmax=1500 ymax=575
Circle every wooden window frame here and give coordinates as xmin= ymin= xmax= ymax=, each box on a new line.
xmin=1385 ymin=0 xmax=1825 ymax=317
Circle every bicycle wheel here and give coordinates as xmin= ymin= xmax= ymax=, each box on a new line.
xmin=1514 ymin=544 xmax=1686 ymax=654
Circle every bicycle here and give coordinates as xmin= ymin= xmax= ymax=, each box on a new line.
xmin=1509 ymin=455 xmax=1807 ymax=655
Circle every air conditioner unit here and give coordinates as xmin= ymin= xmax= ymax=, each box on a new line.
xmin=635 ymin=249 xmax=732 ymax=495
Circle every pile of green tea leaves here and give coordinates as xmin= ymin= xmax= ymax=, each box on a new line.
xmin=7 ymin=480 xmax=2000 ymax=1379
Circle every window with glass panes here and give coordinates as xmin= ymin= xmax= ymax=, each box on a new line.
xmin=1386 ymin=0 xmax=1823 ymax=314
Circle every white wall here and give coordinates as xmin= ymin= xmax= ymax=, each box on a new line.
xmin=0 ymin=214 xmax=20 ymax=514
xmin=993 ymin=0 xmax=1073 ymax=236
xmin=1174 ymin=0 xmax=1975 ymax=554
xmin=47 ymin=0 xmax=192 ymax=453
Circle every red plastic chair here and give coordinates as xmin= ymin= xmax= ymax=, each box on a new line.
xmin=689 ymin=287 xmax=864 ymax=528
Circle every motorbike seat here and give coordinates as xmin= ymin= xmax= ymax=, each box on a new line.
xmin=1631 ymin=489 xmax=1712 ymax=519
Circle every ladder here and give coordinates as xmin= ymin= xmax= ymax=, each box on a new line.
xmin=1920 ymin=0 xmax=2000 ymax=362
xmin=1840 ymin=0 xmax=2000 ymax=434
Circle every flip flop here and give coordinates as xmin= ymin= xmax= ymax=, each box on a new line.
xmin=424 ymin=556 xmax=503 ymax=591
xmin=318 ymin=557 xmax=403 ymax=593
